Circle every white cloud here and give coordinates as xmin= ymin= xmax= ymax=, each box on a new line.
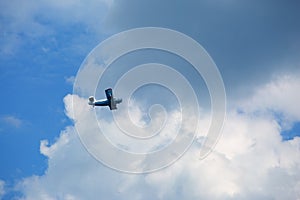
xmin=240 ymin=74 xmax=300 ymax=129
xmin=1 ymin=115 xmax=23 ymax=128
xmin=0 ymin=0 xmax=113 ymax=55
xmin=15 ymin=73 xmax=300 ymax=199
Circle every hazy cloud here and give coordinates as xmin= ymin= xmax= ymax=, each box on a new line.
xmin=1 ymin=115 xmax=23 ymax=128
xmin=0 ymin=0 xmax=112 ymax=55
xmin=103 ymin=0 xmax=300 ymax=97
xmin=0 ymin=180 xmax=5 ymax=199
xmin=2 ymin=0 xmax=299 ymax=94
xmin=64 ymin=76 xmax=75 ymax=85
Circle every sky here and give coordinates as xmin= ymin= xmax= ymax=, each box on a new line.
xmin=0 ymin=0 xmax=300 ymax=199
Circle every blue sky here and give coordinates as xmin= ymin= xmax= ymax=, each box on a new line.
xmin=1 ymin=0 xmax=300 ymax=199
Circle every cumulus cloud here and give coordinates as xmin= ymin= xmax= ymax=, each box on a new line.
xmin=240 ymin=74 xmax=300 ymax=129
xmin=15 ymin=72 xmax=300 ymax=199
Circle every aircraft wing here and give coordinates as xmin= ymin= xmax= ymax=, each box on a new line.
xmin=105 ymin=88 xmax=113 ymax=100
xmin=105 ymin=88 xmax=117 ymax=110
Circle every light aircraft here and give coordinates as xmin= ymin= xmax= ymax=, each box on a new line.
xmin=88 ymin=88 xmax=122 ymax=110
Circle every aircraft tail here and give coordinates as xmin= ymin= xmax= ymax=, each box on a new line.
xmin=88 ymin=96 xmax=95 ymax=106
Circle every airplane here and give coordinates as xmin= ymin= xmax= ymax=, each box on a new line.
xmin=88 ymin=88 xmax=122 ymax=110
